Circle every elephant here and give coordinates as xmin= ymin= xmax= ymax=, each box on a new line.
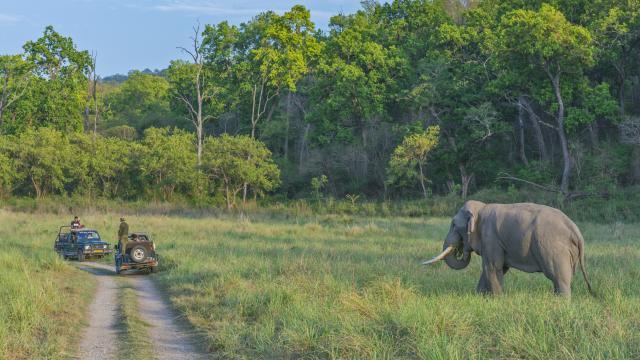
xmin=423 ymin=200 xmax=594 ymax=297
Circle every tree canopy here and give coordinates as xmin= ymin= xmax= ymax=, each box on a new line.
xmin=1 ymin=1 xmax=640 ymax=203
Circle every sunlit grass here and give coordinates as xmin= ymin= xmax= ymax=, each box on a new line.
xmin=116 ymin=282 xmax=153 ymax=360
xmin=138 ymin=213 xmax=639 ymax=359
xmin=1 ymin=210 xmax=638 ymax=358
xmin=0 ymin=210 xmax=95 ymax=359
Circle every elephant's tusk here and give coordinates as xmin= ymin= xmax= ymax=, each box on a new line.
xmin=422 ymin=246 xmax=456 ymax=265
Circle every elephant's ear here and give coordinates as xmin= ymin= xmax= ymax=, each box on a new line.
xmin=464 ymin=210 xmax=476 ymax=235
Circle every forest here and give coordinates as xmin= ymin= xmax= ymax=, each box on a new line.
xmin=1 ymin=0 xmax=639 ymax=207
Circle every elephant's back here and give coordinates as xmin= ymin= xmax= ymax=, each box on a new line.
xmin=487 ymin=202 xmax=578 ymax=235
xmin=482 ymin=203 xmax=581 ymax=271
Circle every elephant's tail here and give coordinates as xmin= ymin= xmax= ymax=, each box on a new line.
xmin=579 ymin=253 xmax=595 ymax=297
xmin=576 ymin=232 xmax=596 ymax=297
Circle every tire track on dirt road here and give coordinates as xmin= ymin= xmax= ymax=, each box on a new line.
xmin=77 ymin=262 xmax=206 ymax=360
xmin=75 ymin=264 xmax=119 ymax=360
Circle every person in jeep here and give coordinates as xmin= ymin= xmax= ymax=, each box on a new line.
xmin=71 ymin=216 xmax=82 ymax=229
xmin=118 ymin=217 xmax=129 ymax=254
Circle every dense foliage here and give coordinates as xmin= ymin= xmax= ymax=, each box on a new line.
xmin=1 ymin=1 xmax=640 ymax=204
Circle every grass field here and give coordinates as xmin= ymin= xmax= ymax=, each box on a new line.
xmin=1 ymin=210 xmax=639 ymax=359
xmin=143 ymin=213 xmax=639 ymax=358
xmin=0 ymin=210 xmax=95 ymax=359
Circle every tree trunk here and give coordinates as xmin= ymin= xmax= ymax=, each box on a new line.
xmin=631 ymin=145 xmax=640 ymax=184
xmin=588 ymin=121 xmax=599 ymax=148
xmin=549 ymin=71 xmax=571 ymax=194
xmin=522 ymin=98 xmax=548 ymax=162
xmin=418 ymin=162 xmax=427 ymax=199
xmin=459 ymin=164 xmax=472 ymax=200
xmin=0 ymin=72 xmax=9 ymax=128
xmin=298 ymin=123 xmax=311 ymax=171
xmin=517 ymin=96 xmax=528 ymax=166
xmin=31 ymin=175 xmax=42 ymax=199
xmin=617 ymin=63 xmax=626 ymax=116
xmin=284 ymin=92 xmax=292 ymax=159
xmin=196 ymin=70 xmax=203 ymax=166
xmin=91 ymin=63 xmax=99 ymax=141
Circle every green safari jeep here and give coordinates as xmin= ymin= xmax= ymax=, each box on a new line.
xmin=54 ymin=226 xmax=113 ymax=261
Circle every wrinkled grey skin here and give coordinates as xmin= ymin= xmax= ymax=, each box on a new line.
xmin=439 ymin=200 xmax=593 ymax=296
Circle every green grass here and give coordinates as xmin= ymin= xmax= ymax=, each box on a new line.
xmin=1 ymin=209 xmax=639 ymax=358
xmin=6 ymin=185 xmax=640 ymax=223
xmin=141 ymin=213 xmax=637 ymax=359
xmin=116 ymin=282 xmax=154 ymax=360
xmin=0 ymin=210 xmax=96 ymax=359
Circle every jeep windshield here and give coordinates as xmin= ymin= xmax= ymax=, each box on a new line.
xmin=75 ymin=231 xmax=100 ymax=241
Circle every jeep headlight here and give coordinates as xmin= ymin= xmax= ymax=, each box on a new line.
xmin=84 ymin=245 xmax=90 ymax=250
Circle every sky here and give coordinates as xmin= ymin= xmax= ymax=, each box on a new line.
xmin=0 ymin=0 xmax=362 ymax=76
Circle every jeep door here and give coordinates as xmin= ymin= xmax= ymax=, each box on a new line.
xmin=62 ymin=234 xmax=77 ymax=256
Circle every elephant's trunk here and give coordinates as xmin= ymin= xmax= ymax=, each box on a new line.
xmin=444 ymin=246 xmax=471 ymax=270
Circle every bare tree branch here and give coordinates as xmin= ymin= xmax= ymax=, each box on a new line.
xmin=496 ymin=172 xmax=562 ymax=194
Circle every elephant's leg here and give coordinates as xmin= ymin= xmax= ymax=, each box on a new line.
xmin=482 ymin=259 xmax=505 ymax=295
xmin=551 ymin=260 xmax=573 ymax=297
xmin=476 ymin=269 xmax=490 ymax=294
xmin=541 ymin=252 xmax=573 ymax=297
xmin=500 ymin=266 xmax=509 ymax=289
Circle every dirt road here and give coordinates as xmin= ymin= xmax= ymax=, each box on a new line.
xmin=76 ymin=264 xmax=119 ymax=360
xmin=76 ymin=262 xmax=206 ymax=360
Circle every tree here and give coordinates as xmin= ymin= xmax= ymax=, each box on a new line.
xmin=387 ymin=126 xmax=440 ymax=199
xmin=22 ymin=26 xmax=92 ymax=132
xmin=0 ymin=55 xmax=32 ymax=131
xmin=71 ymin=133 xmax=136 ymax=198
xmin=202 ymin=134 xmax=280 ymax=209
xmin=497 ymin=4 xmax=594 ymax=193
xmin=138 ymin=127 xmax=198 ymax=200
xmin=170 ymin=24 xmax=217 ymax=166
xmin=106 ymin=71 xmax=172 ymax=131
xmin=236 ymin=5 xmax=321 ymax=138
xmin=0 ymin=136 xmax=19 ymax=197
xmin=589 ymin=1 xmax=640 ymax=115
xmin=11 ymin=128 xmax=74 ymax=198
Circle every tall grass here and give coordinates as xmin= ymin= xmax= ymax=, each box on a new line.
xmin=0 ymin=210 xmax=95 ymax=359
xmin=5 ymin=186 xmax=640 ymax=223
xmin=128 ymin=213 xmax=638 ymax=358
xmin=1 ymin=209 xmax=638 ymax=358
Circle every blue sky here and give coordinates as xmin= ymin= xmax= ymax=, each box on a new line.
xmin=0 ymin=0 xmax=362 ymax=76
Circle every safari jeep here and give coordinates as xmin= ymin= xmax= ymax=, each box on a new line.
xmin=54 ymin=226 xmax=113 ymax=261
xmin=115 ymin=233 xmax=158 ymax=274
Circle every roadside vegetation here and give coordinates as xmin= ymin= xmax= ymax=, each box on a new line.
xmin=0 ymin=210 xmax=95 ymax=359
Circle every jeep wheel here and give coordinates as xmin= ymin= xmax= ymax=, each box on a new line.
xmin=77 ymin=250 xmax=85 ymax=262
xmin=130 ymin=245 xmax=148 ymax=263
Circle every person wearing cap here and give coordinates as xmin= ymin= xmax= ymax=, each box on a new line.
xmin=118 ymin=217 xmax=129 ymax=255
xmin=71 ymin=216 xmax=82 ymax=229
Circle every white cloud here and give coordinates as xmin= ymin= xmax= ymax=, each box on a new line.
xmin=150 ymin=1 xmax=336 ymax=19
xmin=152 ymin=1 xmax=280 ymax=16
xmin=0 ymin=13 xmax=20 ymax=26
